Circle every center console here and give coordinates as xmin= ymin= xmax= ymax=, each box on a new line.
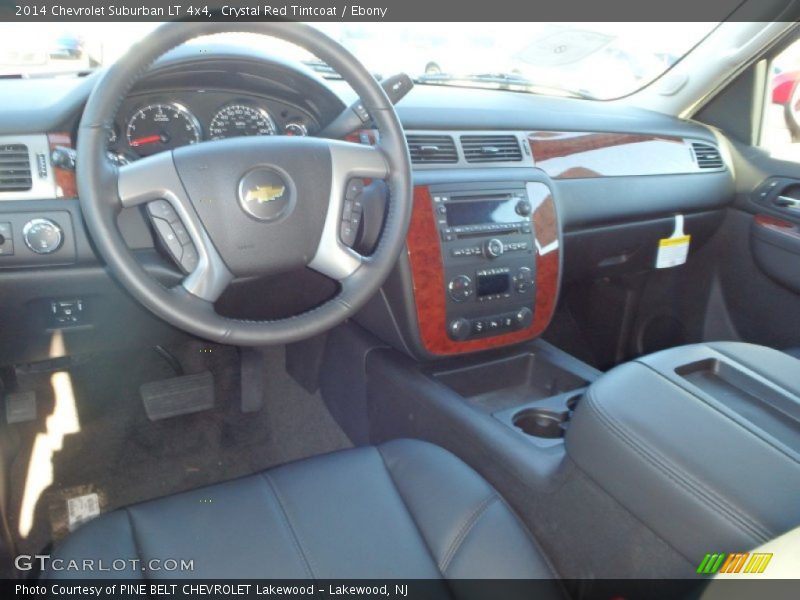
xmin=567 ymin=342 xmax=800 ymax=565
xmin=405 ymin=180 xmax=561 ymax=357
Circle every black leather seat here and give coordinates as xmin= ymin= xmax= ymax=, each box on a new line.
xmin=785 ymin=347 xmax=800 ymax=360
xmin=47 ymin=439 xmax=556 ymax=580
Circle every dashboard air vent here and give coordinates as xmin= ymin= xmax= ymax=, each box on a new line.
xmin=406 ymin=134 xmax=458 ymax=164
xmin=0 ymin=143 xmax=32 ymax=192
xmin=691 ymin=142 xmax=723 ymax=169
xmin=460 ymin=135 xmax=522 ymax=163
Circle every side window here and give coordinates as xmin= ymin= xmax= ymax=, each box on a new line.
xmin=763 ymin=38 xmax=800 ymax=161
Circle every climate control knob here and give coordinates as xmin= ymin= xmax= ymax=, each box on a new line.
xmin=448 ymin=275 xmax=474 ymax=302
xmin=514 ymin=307 xmax=533 ymax=329
xmin=23 ymin=218 xmax=63 ymax=255
xmin=515 ymin=266 xmax=534 ymax=293
xmin=483 ymin=238 xmax=504 ymax=259
xmin=448 ymin=318 xmax=471 ymax=341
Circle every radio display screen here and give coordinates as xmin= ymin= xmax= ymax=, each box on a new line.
xmin=477 ymin=272 xmax=510 ymax=297
xmin=445 ymin=196 xmax=520 ymax=226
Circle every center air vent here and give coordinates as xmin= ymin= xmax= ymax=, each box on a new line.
xmin=691 ymin=142 xmax=724 ymax=170
xmin=406 ymin=134 xmax=458 ymax=164
xmin=460 ymin=135 xmax=522 ymax=163
xmin=0 ymin=144 xmax=32 ymax=192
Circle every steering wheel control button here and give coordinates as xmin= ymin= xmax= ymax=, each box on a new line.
xmin=149 ymin=214 xmax=200 ymax=274
xmin=22 ymin=218 xmax=63 ymax=255
xmin=153 ymin=218 xmax=183 ymax=261
xmin=448 ymin=274 xmax=474 ymax=302
xmin=0 ymin=222 xmax=13 ymax=256
xmin=345 ymin=178 xmax=365 ymax=200
xmin=170 ymin=221 xmax=191 ymax=245
xmin=147 ymin=200 xmax=179 ymax=223
xmin=238 ymin=167 xmax=293 ymax=222
xmin=341 ymin=179 xmax=366 ymax=248
xmin=341 ymin=221 xmax=357 ymax=247
xmin=181 ymin=244 xmax=199 ymax=273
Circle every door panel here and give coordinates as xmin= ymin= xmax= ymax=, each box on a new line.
xmin=719 ymin=141 xmax=800 ymax=350
xmin=752 ymin=214 xmax=800 ymax=293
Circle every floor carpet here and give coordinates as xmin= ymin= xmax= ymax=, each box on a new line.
xmin=5 ymin=340 xmax=352 ymax=562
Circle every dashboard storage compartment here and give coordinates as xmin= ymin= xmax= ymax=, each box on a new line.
xmin=566 ymin=342 xmax=800 ymax=564
xmin=432 ymin=351 xmax=588 ymax=413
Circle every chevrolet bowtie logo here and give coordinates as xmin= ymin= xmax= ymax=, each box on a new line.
xmin=244 ymin=185 xmax=285 ymax=204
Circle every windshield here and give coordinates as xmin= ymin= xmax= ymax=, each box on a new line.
xmin=0 ymin=22 xmax=717 ymax=100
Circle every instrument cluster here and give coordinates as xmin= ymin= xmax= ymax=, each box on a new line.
xmin=107 ymin=90 xmax=316 ymax=164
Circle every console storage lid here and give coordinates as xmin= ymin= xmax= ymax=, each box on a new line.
xmin=566 ymin=342 xmax=800 ymax=562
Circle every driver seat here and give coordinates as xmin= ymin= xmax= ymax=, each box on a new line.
xmin=46 ymin=439 xmax=556 ymax=580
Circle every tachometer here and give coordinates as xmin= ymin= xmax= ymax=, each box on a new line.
xmin=126 ymin=103 xmax=202 ymax=156
xmin=209 ymin=104 xmax=277 ymax=140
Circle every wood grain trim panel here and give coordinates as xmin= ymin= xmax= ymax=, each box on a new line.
xmin=754 ymin=214 xmax=800 ymax=243
xmin=528 ymin=131 xmax=692 ymax=179
xmin=47 ymin=132 xmax=77 ymax=198
xmin=406 ymin=184 xmax=560 ymax=356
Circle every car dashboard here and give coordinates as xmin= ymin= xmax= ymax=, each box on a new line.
xmin=0 ymin=44 xmax=736 ymax=365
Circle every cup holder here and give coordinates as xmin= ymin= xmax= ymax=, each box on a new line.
xmin=512 ymin=408 xmax=568 ymax=439
xmin=566 ymin=394 xmax=582 ymax=412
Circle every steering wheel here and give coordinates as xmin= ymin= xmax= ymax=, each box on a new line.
xmin=77 ymin=23 xmax=412 ymax=346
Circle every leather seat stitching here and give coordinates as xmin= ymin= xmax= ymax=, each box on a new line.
xmin=374 ymin=446 xmax=446 ymax=579
xmin=583 ymin=388 xmax=772 ymax=543
xmin=439 ymin=494 xmax=498 ymax=575
xmin=586 ymin=389 xmax=771 ymax=541
xmin=124 ymin=509 xmax=147 ymax=580
xmin=260 ymin=473 xmax=317 ymax=579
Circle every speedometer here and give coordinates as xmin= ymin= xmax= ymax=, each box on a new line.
xmin=209 ymin=104 xmax=277 ymax=140
xmin=126 ymin=103 xmax=201 ymax=157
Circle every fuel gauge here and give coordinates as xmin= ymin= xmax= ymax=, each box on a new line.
xmin=284 ymin=121 xmax=308 ymax=137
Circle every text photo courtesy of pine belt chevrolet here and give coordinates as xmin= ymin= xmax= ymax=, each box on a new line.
xmin=0 ymin=1 xmax=799 ymax=599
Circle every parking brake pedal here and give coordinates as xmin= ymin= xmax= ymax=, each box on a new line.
xmin=140 ymin=372 xmax=214 ymax=421
xmin=5 ymin=391 xmax=37 ymax=424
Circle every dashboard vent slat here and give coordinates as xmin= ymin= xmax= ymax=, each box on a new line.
xmin=691 ymin=142 xmax=724 ymax=169
xmin=460 ymin=135 xmax=522 ymax=163
xmin=406 ymin=134 xmax=458 ymax=164
xmin=0 ymin=144 xmax=32 ymax=191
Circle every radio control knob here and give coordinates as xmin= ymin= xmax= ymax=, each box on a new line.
xmin=515 ymin=199 xmax=532 ymax=216
xmin=448 ymin=318 xmax=471 ymax=341
xmin=483 ymin=238 xmax=504 ymax=259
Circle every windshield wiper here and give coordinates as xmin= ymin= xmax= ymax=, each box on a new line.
xmin=415 ymin=72 xmax=596 ymax=100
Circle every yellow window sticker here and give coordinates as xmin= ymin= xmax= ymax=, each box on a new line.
xmin=656 ymin=214 xmax=691 ymax=269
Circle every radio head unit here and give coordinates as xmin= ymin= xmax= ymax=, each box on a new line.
xmin=435 ymin=189 xmax=532 ymax=239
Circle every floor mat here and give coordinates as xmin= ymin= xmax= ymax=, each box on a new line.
xmin=6 ymin=341 xmax=352 ymax=559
